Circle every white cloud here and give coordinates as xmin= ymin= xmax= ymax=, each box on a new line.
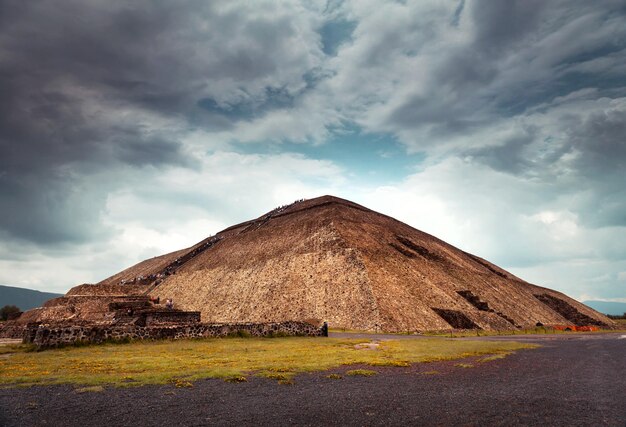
xmin=0 ymin=150 xmax=349 ymax=292
xmin=352 ymin=155 xmax=626 ymax=301
xmin=2 ymin=0 xmax=625 ymax=305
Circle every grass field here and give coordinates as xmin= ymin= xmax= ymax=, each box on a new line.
xmin=421 ymin=328 xmax=581 ymax=338
xmin=331 ymin=327 xmax=626 ymax=338
xmin=0 ymin=337 xmax=536 ymax=387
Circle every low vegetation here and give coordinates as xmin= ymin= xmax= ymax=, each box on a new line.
xmin=454 ymin=363 xmax=474 ymax=369
xmin=346 ymin=369 xmax=377 ymax=377
xmin=607 ymin=313 xmax=626 ymax=320
xmin=0 ymin=305 xmax=21 ymax=321
xmin=607 ymin=314 xmax=626 ymax=328
xmin=420 ymin=327 xmax=623 ymax=338
xmin=0 ymin=337 xmax=536 ymax=387
xmin=478 ymin=353 xmax=510 ymax=363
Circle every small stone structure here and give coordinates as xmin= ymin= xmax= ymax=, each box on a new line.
xmin=0 ymin=323 xmax=25 ymax=339
xmin=23 ymin=321 xmax=325 ymax=349
xmin=3 ymin=290 xmax=325 ymax=349
xmin=141 ymin=310 xmax=201 ymax=326
xmin=111 ymin=307 xmax=202 ymax=327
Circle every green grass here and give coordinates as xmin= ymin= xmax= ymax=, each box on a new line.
xmin=478 ymin=353 xmax=510 ymax=363
xmin=0 ymin=344 xmax=34 ymax=355
xmin=332 ymin=327 xmax=626 ymax=338
xmin=223 ymin=375 xmax=247 ymax=383
xmin=454 ymin=363 xmax=474 ymax=368
xmin=346 ymin=369 xmax=377 ymax=377
xmin=420 ymin=327 xmax=624 ymax=338
xmin=0 ymin=337 xmax=536 ymax=387
xmin=257 ymin=372 xmax=293 ymax=382
xmin=74 ymin=385 xmax=105 ymax=393
xmin=368 ymin=359 xmax=411 ymax=367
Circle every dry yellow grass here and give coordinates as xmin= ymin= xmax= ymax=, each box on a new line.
xmin=346 ymin=369 xmax=377 ymax=376
xmin=0 ymin=336 xmax=535 ymax=387
xmin=454 ymin=363 xmax=474 ymax=368
xmin=421 ymin=328 xmax=624 ymax=337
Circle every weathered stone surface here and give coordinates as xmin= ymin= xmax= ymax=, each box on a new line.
xmin=534 ymin=294 xmax=607 ymax=327
xmin=0 ymin=323 xmax=24 ymax=339
xmin=132 ymin=196 xmax=614 ymax=331
xmin=5 ymin=195 xmax=617 ymax=334
xmin=24 ymin=321 xmax=324 ymax=349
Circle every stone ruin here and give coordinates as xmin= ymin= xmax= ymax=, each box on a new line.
xmin=22 ymin=320 xmax=325 ymax=349
xmin=1 ymin=195 xmax=616 ymax=338
xmin=106 ymin=296 xmax=201 ymax=327
xmin=0 ymin=291 xmax=326 ymax=349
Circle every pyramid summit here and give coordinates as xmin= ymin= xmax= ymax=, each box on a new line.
xmin=13 ymin=195 xmax=615 ymax=332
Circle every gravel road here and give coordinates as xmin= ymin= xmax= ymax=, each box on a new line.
xmin=1 ymin=333 xmax=624 ymax=426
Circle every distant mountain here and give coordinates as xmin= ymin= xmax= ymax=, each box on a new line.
xmin=0 ymin=285 xmax=62 ymax=311
xmin=583 ymin=301 xmax=626 ymax=316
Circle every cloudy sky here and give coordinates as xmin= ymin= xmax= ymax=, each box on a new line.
xmin=1 ymin=1 xmax=625 ymax=303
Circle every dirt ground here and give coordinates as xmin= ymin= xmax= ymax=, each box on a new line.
xmin=1 ymin=333 xmax=625 ymax=426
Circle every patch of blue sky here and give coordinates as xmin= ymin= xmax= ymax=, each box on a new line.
xmin=319 ymin=19 xmax=357 ymax=56
xmin=233 ymin=126 xmax=425 ymax=184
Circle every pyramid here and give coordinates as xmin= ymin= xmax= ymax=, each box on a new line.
xmin=14 ymin=196 xmax=615 ymax=332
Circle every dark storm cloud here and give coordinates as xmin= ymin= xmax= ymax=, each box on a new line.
xmin=0 ymin=0 xmax=624 ymax=299
xmin=0 ymin=0 xmax=323 ymax=244
xmin=198 ymin=87 xmax=298 ymax=121
xmin=450 ymin=0 xmax=465 ymax=27
xmin=0 ymin=54 xmax=189 ymax=243
xmin=353 ymin=0 xmax=626 ymax=237
xmin=469 ymin=95 xmax=626 ymax=228
xmin=387 ymin=1 xmax=626 ymax=135
xmin=468 ymin=131 xmax=537 ymax=175
xmin=567 ymin=106 xmax=626 ymax=227
xmin=570 ymin=107 xmax=626 ymax=174
xmin=470 ymin=0 xmax=546 ymax=54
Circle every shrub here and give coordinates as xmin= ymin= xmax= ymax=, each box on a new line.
xmin=170 ymin=378 xmax=193 ymax=388
xmin=346 ymin=369 xmax=377 ymax=377
xmin=0 ymin=305 xmax=21 ymax=321
xmin=454 ymin=363 xmax=473 ymax=368
xmin=368 ymin=360 xmax=411 ymax=367
xmin=224 ymin=375 xmax=247 ymax=383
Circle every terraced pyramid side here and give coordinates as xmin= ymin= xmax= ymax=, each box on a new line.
xmin=151 ymin=200 xmax=382 ymax=329
xmin=6 ymin=195 xmax=616 ymax=333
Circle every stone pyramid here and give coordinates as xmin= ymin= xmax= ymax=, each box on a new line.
xmin=14 ymin=196 xmax=615 ymax=332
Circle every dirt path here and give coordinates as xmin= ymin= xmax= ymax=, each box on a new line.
xmin=1 ymin=334 xmax=624 ymax=426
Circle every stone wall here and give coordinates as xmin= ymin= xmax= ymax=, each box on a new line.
xmin=0 ymin=323 xmax=25 ymax=339
xmin=144 ymin=311 xmax=201 ymax=325
xmin=24 ymin=321 xmax=325 ymax=349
